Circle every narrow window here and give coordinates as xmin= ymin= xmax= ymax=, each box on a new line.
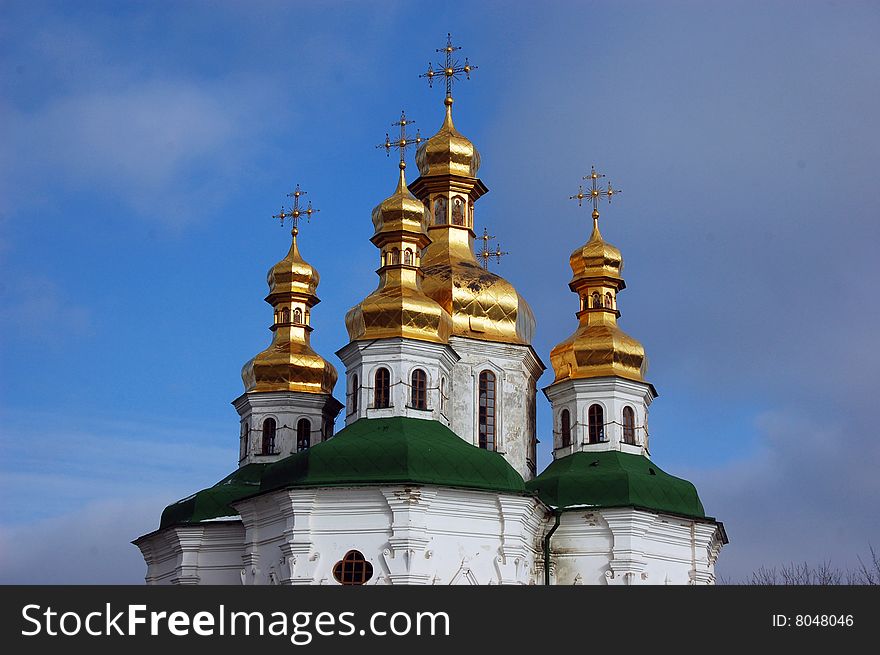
xmin=623 ymin=406 xmax=636 ymax=445
xmin=588 ymin=404 xmax=604 ymax=444
xmin=292 ymin=307 xmax=303 ymax=324
xmin=239 ymin=423 xmax=249 ymax=460
xmin=374 ymin=368 xmax=390 ymax=409
xmin=391 ymin=248 xmax=400 ymax=265
xmin=561 ymin=409 xmax=571 ymax=448
xmin=262 ymin=417 xmax=276 ymax=455
xmin=478 ymin=370 xmax=497 ymax=450
xmin=296 ymin=418 xmax=311 ymax=452
xmin=469 ymin=202 xmax=474 ymax=228
xmin=452 ymin=196 xmax=465 ymax=225
xmin=591 ymin=291 xmax=602 ymax=308
xmin=440 ymin=377 xmax=446 ymax=412
xmin=411 ymin=369 xmax=427 ymax=410
xmin=404 ymin=248 xmax=413 ymax=265
xmin=281 ymin=307 xmax=290 ymax=323
xmin=605 ymin=292 xmax=613 ymax=309
xmin=332 ymin=550 xmax=373 ymax=586
xmin=351 ymin=374 xmax=359 ymax=413
xmin=304 ymin=309 xmax=310 ymax=325
xmin=433 ymin=196 xmax=447 ymax=225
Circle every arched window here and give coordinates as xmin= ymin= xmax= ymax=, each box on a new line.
xmin=560 ymin=409 xmax=571 ymax=448
xmin=452 ymin=196 xmax=465 ymax=225
xmin=350 ymin=374 xmax=359 ymax=413
xmin=239 ymin=423 xmax=249 ymax=460
xmin=469 ymin=202 xmax=474 ymax=228
xmin=623 ymin=406 xmax=636 ymax=445
xmin=440 ymin=377 xmax=446 ymax=412
xmin=411 ymin=369 xmax=427 ymax=410
xmin=478 ymin=370 xmax=497 ymax=450
xmin=281 ymin=307 xmax=290 ymax=323
xmin=332 ymin=550 xmax=373 ymax=586
xmin=605 ymin=292 xmax=613 ymax=309
xmin=588 ymin=404 xmax=604 ymax=444
xmin=591 ymin=292 xmax=602 ymax=308
xmin=391 ymin=248 xmax=400 ymax=265
xmin=433 ymin=196 xmax=447 ymax=225
xmin=374 ymin=368 xmax=390 ymax=409
xmin=404 ymin=248 xmax=413 ymax=265
xmin=581 ymin=295 xmax=589 ymax=311
xmin=292 ymin=307 xmax=303 ymax=324
xmin=304 ymin=309 xmax=310 ymax=325
xmin=262 ymin=417 xmax=276 ymax=455
xmin=296 ymin=418 xmax=311 ymax=452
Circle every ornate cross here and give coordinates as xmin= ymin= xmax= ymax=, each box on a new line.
xmin=420 ymin=33 xmax=477 ymax=100
xmin=569 ymin=165 xmax=622 ymax=225
xmin=475 ymin=227 xmax=508 ymax=269
xmin=377 ymin=110 xmax=422 ymax=169
xmin=273 ymin=183 xmax=319 ymax=235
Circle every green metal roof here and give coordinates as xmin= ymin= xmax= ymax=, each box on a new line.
xmin=160 ymin=463 xmax=266 ymax=529
xmin=159 ymin=417 xmax=525 ymax=529
xmin=261 ymin=416 xmax=525 ymax=494
xmin=526 ymin=450 xmax=706 ymax=519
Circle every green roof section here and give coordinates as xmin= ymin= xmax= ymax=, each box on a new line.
xmin=159 ymin=463 xmax=266 ymax=530
xmin=526 ymin=450 xmax=706 ymax=519
xmin=159 ymin=417 xmax=526 ymax=529
xmin=261 ymin=417 xmax=526 ymax=495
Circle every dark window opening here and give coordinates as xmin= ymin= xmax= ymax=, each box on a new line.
xmin=374 ymin=368 xmax=391 ymax=409
xmin=623 ymin=406 xmax=636 ymax=445
xmin=588 ymin=404 xmax=604 ymax=444
xmin=333 ymin=550 xmax=373 ymax=586
xmin=296 ymin=418 xmax=311 ymax=452
xmin=561 ymin=409 xmax=571 ymax=448
xmin=411 ymin=369 xmax=427 ymax=410
xmin=261 ymin=417 xmax=276 ymax=455
xmin=478 ymin=370 xmax=497 ymax=450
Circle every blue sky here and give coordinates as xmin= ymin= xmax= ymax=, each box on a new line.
xmin=1 ymin=0 xmax=878 ymax=583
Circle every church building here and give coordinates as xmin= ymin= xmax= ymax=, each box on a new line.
xmin=134 ymin=36 xmax=726 ymax=585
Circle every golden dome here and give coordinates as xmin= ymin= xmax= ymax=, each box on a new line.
xmin=242 ymin=230 xmax=338 ymax=395
xmin=415 ymin=99 xmax=481 ymax=178
xmin=549 ymin=218 xmax=646 ymax=384
xmin=370 ymin=166 xmax=427 ymax=238
xmin=345 ymin=166 xmax=453 ymax=344
xmin=420 ymin=227 xmax=535 ymax=344
xmin=267 ymin=230 xmax=319 ymax=299
xmin=569 ymin=220 xmax=624 ymax=285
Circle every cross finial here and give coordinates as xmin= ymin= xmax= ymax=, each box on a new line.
xmin=377 ymin=110 xmax=422 ymax=170
xmin=475 ymin=227 xmax=508 ymax=269
xmin=420 ymin=33 xmax=477 ymax=102
xmin=569 ymin=165 xmax=622 ymax=229
xmin=272 ymin=183 xmax=320 ymax=237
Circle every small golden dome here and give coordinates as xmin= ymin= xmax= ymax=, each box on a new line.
xmin=345 ymin=167 xmax=452 ymax=344
xmin=242 ymin=340 xmax=338 ymax=394
xmin=242 ymin=231 xmax=338 ymax=395
xmin=569 ymin=221 xmax=623 ymax=285
xmin=549 ymin=315 xmax=647 ymax=384
xmin=415 ymin=101 xmax=481 ymax=178
xmin=371 ymin=166 xmax=428 ymax=238
xmin=267 ymin=230 xmax=319 ymax=299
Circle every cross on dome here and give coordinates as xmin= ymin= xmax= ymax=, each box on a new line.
xmin=475 ymin=227 xmax=508 ymax=269
xmin=420 ymin=33 xmax=477 ymax=102
xmin=377 ymin=110 xmax=423 ymax=170
xmin=273 ymin=183 xmax=320 ymax=236
xmin=569 ymin=165 xmax=622 ymax=227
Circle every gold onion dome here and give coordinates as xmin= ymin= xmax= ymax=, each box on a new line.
xmin=550 ymin=220 xmax=647 ymax=384
xmin=415 ymin=98 xmax=481 ymax=178
xmin=242 ymin=230 xmax=338 ymax=394
xmin=345 ymin=165 xmax=453 ymax=344
xmin=410 ymin=99 xmax=535 ymax=345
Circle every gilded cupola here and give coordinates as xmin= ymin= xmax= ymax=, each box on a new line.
xmin=344 ymin=151 xmax=453 ymax=344
xmin=415 ymin=98 xmax=481 ymax=178
xmin=241 ymin=219 xmax=338 ymax=395
xmin=408 ymin=102 xmax=535 ymax=345
xmin=550 ymin=171 xmax=647 ymax=384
